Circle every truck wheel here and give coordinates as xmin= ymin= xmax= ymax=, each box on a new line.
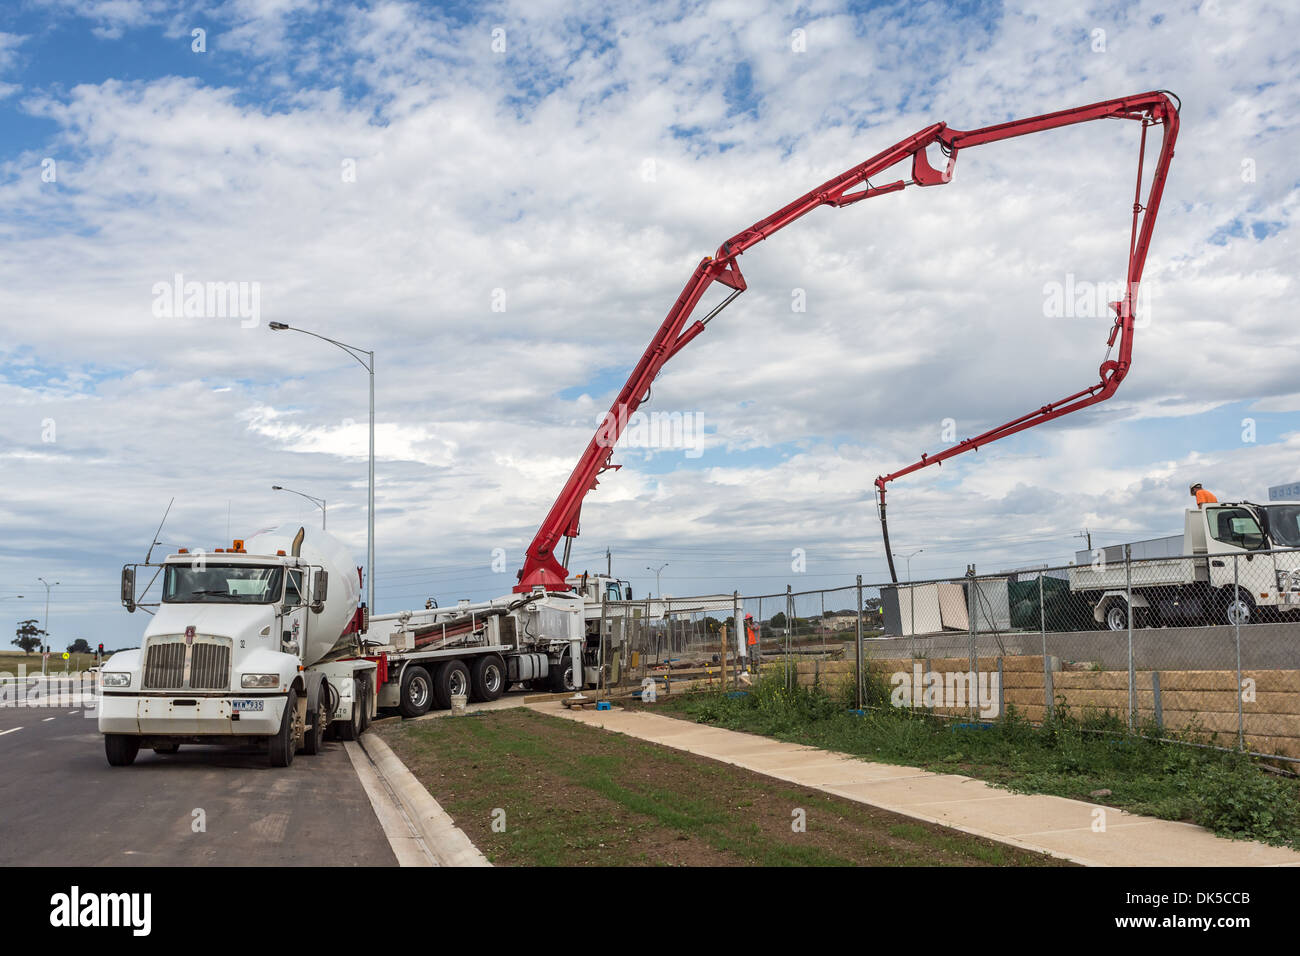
xmin=357 ymin=676 xmax=371 ymax=732
xmin=152 ymin=743 xmax=180 ymax=755
xmin=1104 ymin=601 xmax=1128 ymax=632
xmin=303 ymin=693 xmax=326 ymax=756
xmin=470 ymin=655 xmax=506 ymax=703
xmin=432 ymin=660 xmax=471 ymax=710
xmin=549 ymin=651 xmax=578 ymax=693
xmin=1219 ymin=588 xmax=1254 ymax=627
xmin=269 ymin=689 xmax=298 ymax=768
xmin=105 ymin=734 xmax=140 ymax=767
xmin=398 ymin=665 xmax=433 ymax=718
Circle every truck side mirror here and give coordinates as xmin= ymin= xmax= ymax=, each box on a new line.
xmin=121 ymin=567 xmax=136 ymax=614
xmin=625 ymin=585 xmax=633 ymax=601
xmin=312 ymin=570 xmax=328 ymax=613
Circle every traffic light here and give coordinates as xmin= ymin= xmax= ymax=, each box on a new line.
xmin=97 ymin=643 xmax=104 ymax=657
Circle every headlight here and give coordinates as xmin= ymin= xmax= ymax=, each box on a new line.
xmin=241 ymin=673 xmax=280 ymax=689
xmin=101 ymin=672 xmax=131 ymax=688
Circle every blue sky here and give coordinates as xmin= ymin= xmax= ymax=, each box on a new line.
xmin=0 ymin=0 xmax=1297 ymax=649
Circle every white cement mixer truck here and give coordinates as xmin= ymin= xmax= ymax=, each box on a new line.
xmin=100 ymin=524 xmax=378 ymax=767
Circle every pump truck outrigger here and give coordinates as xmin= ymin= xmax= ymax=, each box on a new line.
xmin=513 ymin=91 xmax=1179 ymax=593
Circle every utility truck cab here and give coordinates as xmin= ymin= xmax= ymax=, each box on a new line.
xmin=100 ymin=525 xmax=376 ymax=767
xmin=1069 ymin=502 xmax=1300 ymax=629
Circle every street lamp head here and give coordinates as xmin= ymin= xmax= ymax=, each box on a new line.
xmin=272 ymin=485 xmax=283 ymax=490
xmin=268 ymin=322 xmax=289 ymax=331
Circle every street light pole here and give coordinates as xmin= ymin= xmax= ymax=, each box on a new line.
xmin=271 ymin=485 xmax=326 ymax=529
xmin=646 ymin=563 xmax=668 ymax=597
xmin=269 ymin=323 xmax=375 ymax=614
xmin=38 ymin=578 xmax=58 ymax=675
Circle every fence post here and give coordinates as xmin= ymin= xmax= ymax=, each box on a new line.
xmin=1125 ymin=543 xmax=1134 ymax=731
xmin=966 ymin=564 xmax=977 ymax=721
xmin=599 ymin=590 xmax=608 ymax=701
xmin=1044 ymin=659 xmax=1055 ymax=721
xmin=1151 ymin=670 xmax=1162 ymax=731
xmin=1038 ymin=572 xmax=1046 ymax=658
xmin=785 ymin=584 xmax=794 ymax=692
xmin=733 ymin=590 xmax=742 ymax=690
xmin=855 ymin=574 xmax=864 ymax=711
xmin=997 ymin=656 xmax=1004 ymax=720
xmin=1234 ymin=553 xmax=1244 ymax=751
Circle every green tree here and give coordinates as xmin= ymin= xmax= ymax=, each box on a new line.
xmin=67 ymin=638 xmax=91 ymax=655
xmin=13 ymin=619 xmax=44 ymax=655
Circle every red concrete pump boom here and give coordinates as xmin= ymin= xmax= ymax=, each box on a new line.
xmin=514 ymin=91 xmax=1180 ymax=594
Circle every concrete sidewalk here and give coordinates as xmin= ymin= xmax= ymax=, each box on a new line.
xmin=532 ymin=703 xmax=1300 ymax=867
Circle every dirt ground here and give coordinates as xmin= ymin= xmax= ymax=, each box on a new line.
xmin=375 ymin=707 xmax=1069 ymax=867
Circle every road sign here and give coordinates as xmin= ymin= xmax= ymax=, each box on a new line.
xmin=61 ymin=652 xmax=69 ymax=660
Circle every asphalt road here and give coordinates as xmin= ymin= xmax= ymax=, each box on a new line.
xmin=0 ymin=695 xmax=397 ymax=866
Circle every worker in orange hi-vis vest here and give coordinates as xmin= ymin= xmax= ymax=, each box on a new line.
xmin=744 ymin=613 xmax=758 ymax=647
xmin=1190 ymin=483 xmax=1218 ymax=507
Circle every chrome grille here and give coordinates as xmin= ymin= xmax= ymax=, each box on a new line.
xmin=190 ymin=642 xmax=231 ymax=690
xmin=142 ymin=642 xmax=186 ymax=689
xmin=141 ymin=637 xmax=231 ymax=690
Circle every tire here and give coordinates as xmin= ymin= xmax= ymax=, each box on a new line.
xmin=1104 ymin=601 xmax=1128 ymax=632
xmin=432 ymin=660 xmax=471 ymax=710
xmin=302 ymin=680 xmax=327 ymax=755
xmin=152 ymin=743 xmax=180 ymax=755
xmin=268 ymin=689 xmax=298 ymax=768
xmin=105 ymin=734 xmax=140 ymax=766
xmin=1219 ymin=587 xmax=1254 ymax=627
xmin=548 ymin=650 xmax=578 ymax=693
xmin=398 ymin=665 xmax=433 ymax=719
xmin=357 ymin=676 xmax=371 ymax=733
xmin=470 ymin=655 xmax=506 ymax=703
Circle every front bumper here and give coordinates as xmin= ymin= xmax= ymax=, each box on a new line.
xmin=98 ymin=693 xmax=287 ymax=736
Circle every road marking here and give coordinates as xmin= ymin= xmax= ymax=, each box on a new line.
xmin=0 ymin=727 xmax=21 ymax=736
xmin=42 ymin=717 xmax=56 ymax=722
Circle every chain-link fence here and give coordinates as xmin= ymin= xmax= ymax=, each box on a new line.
xmin=601 ymin=546 xmax=1300 ymax=762
xmin=596 ymin=593 xmax=743 ymax=697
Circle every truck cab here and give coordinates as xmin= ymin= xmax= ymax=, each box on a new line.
xmin=101 ymin=529 xmax=375 ymax=768
xmin=1070 ymin=502 xmax=1300 ymax=629
xmin=566 ymin=572 xmax=632 ymax=611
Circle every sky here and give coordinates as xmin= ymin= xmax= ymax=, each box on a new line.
xmin=0 ymin=0 xmax=1297 ymax=650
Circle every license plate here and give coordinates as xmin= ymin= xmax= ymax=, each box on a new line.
xmin=230 ymin=699 xmax=264 ymax=712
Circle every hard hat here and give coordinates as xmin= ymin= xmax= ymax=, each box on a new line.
xmin=1190 ymin=482 xmax=1201 ymax=493
xmin=745 ymin=613 xmax=753 ymax=620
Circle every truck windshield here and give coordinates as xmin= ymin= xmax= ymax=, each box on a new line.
xmin=1266 ymin=506 xmax=1300 ymax=549
xmin=1206 ymin=507 xmax=1267 ymax=552
xmin=162 ymin=564 xmax=284 ymax=604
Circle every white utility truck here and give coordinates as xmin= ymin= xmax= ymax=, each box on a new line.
xmin=1068 ymin=502 xmax=1300 ymax=630
xmin=102 ymin=525 xmax=377 ymax=767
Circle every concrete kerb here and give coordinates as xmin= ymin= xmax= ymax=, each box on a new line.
xmin=355 ymin=733 xmax=491 ymax=867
